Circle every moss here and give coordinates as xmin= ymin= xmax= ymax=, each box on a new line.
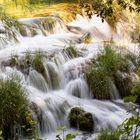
xmin=69 ymin=107 xmax=84 ymax=128
xmin=79 ymin=113 xmax=94 ymax=132
xmin=69 ymin=107 xmax=94 ymax=132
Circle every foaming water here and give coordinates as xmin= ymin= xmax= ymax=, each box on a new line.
xmin=70 ymin=14 xmax=112 ymax=39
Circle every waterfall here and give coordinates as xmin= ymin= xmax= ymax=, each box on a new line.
xmin=29 ymin=70 xmax=49 ymax=92
xmin=19 ymin=16 xmax=67 ymax=37
xmin=0 ymin=14 xmax=138 ymax=140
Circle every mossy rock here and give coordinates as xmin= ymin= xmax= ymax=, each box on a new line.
xmin=79 ymin=112 xmax=94 ymax=132
xmin=113 ymin=72 xmax=133 ymax=98
xmin=69 ymin=107 xmax=94 ymax=132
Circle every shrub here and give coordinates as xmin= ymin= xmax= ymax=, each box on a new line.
xmin=0 ymin=75 xmax=28 ymax=137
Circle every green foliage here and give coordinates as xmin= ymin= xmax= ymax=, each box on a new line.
xmin=0 ymin=6 xmax=20 ymax=44
xmin=21 ymin=112 xmax=37 ymax=133
xmin=57 ymin=126 xmax=66 ymax=132
xmin=79 ymin=0 xmax=140 ymax=20
xmin=0 ymin=75 xmax=28 ymax=130
xmin=118 ymin=116 xmax=140 ymax=140
xmin=124 ymin=95 xmax=137 ymax=103
xmin=9 ymin=55 xmax=17 ymax=67
xmin=124 ymin=81 xmax=140 ymax=103
xmin=56 ymin=125 xmax=77 ymax=140
xmin=97 ymin=130 xmax=120 ymax=140
xmin=33 ymin=51 xmax=45 ymax=73
xmin=131 ymin=82 xmax=140 ymax=96
xmin=87 ymin=67 xmax=111 ymax=99
xmin=66 ymin=134 xmax=77 ymax=140
xmin=98 ymin=44 xmax=129 ymax=75
xmin=98 ymin=113 xmax=140 ymax=140
xmin=0 ymin=130 xmax=2 ymax=139
xmin=87 ymin=43 xmax=130 ymax=99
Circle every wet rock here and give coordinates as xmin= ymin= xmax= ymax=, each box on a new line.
xmin=113 ymin=72 xmax=133 ymax=98
xmin=67 ymin=25 xmax=86 ymax=35
xmin=69 ymin=107 xmax=94 ymax=132
xmin=135 ymin=95 xmax=140 ymax=104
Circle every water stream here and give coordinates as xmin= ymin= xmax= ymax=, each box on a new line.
xmin=0 ymin=14 xmax=138 ymax=139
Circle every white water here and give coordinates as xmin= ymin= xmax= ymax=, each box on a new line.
xmin=0 ymin=14 xmax=138 ymax=139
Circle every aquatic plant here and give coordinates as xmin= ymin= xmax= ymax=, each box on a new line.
xmin=56 ymin=125 xmax=77 ymax=140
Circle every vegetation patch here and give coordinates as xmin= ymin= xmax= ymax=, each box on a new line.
xmin=0 ymin=75 xmax=29 ymax=139
xmin=33 ymin=51 xmax=45 ymax=74
xmin=97 ymin=130 xmax=120 ymax=140
xmin=86 ymin=43 xmax=132 ymax=99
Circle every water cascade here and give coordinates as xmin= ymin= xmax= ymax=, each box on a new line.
xmin=0 ymin=14 xmax=139 ymax=139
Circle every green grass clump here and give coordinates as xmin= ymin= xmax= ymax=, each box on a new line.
xmin=87 ymin=67 xmax=111 ymax=99
xmin=9 ymin=55 xmax=17 ymax=67
xmin=0 ymin=75 xmax=28 ymax=137
xmin=97 ymin=44 xmax=129 ymax=76
xmin=33 ymin=51 xmax=45 ymax=74
xmin=87 ymin=43 xmax=130 ymax=99
xmin=97 ymin=130 xmax=120 ymax=140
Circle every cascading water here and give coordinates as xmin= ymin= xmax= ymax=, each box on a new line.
xmin=0 ymin=14 xmax=139 ymax=140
